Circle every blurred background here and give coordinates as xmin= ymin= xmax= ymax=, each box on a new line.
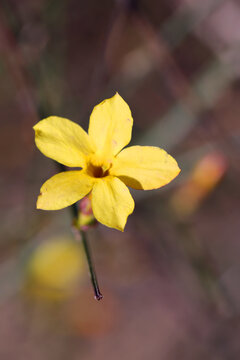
xmin=0 ymin=0 xmax=240 ymax=358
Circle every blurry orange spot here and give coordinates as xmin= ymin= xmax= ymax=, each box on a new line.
xmin=170 ymin=151 xmax=227 ymax=218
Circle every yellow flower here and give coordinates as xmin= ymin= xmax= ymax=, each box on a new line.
xmin=26 ymin=237 xmax=85 ymax=300
xmin=34 ymin=93 xmax=180 ymax=231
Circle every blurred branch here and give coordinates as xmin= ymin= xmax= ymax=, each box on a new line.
xmin=0 ymin=6 xmax=39 ymax=129
xmin=161 ymin=0 xmax=227 ymax=49
xmin=132 ymin=12 xmax=201 ymax=114
xmin=106 ymin=0 xmax=231 ymax=158
xmin=138 ymin=60 xmax=234 ymax=150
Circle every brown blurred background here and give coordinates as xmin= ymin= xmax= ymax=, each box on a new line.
xmin=0 ymin=0 xmax=240 ymax=359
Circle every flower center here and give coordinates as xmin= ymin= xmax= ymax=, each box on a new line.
xmin=87 ymin=163 xmax=109 ymax=178
xmin=86 ymin=154 xmax=112 ymax=178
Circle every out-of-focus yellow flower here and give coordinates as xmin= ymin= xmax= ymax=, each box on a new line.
xmin=34 ymin=93 xmax=180 ymax=231
xmin=26 ymin=237 xmax=85 ymax=300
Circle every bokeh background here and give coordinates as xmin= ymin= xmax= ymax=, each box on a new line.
xmin=1 ymin=0 xmax=240 ymax=358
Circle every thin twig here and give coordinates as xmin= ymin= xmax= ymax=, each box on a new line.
xmin=71 ymin=202 xmax=103 ymax=301
xmin=59 ymin=164 xmax=103 ymax=301
xmin=80 ymin=229 xmax=103 ymax=301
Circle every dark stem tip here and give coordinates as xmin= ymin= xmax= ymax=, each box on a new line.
xmin=95 ymin=293 xmax=104 ymax=301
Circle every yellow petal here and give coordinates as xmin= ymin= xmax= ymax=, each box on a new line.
xmin=110 ymin=146 xmax=180 ymax=190
xmin=33 ymin=116 xmax=94 ymax=167
xmin=88 ymin=93 xmax=133 ymax=156
xmin=37 ymin=171 xmax=94 ymax=210
xmin=91 ymin=177 xmax=134 ymax=231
